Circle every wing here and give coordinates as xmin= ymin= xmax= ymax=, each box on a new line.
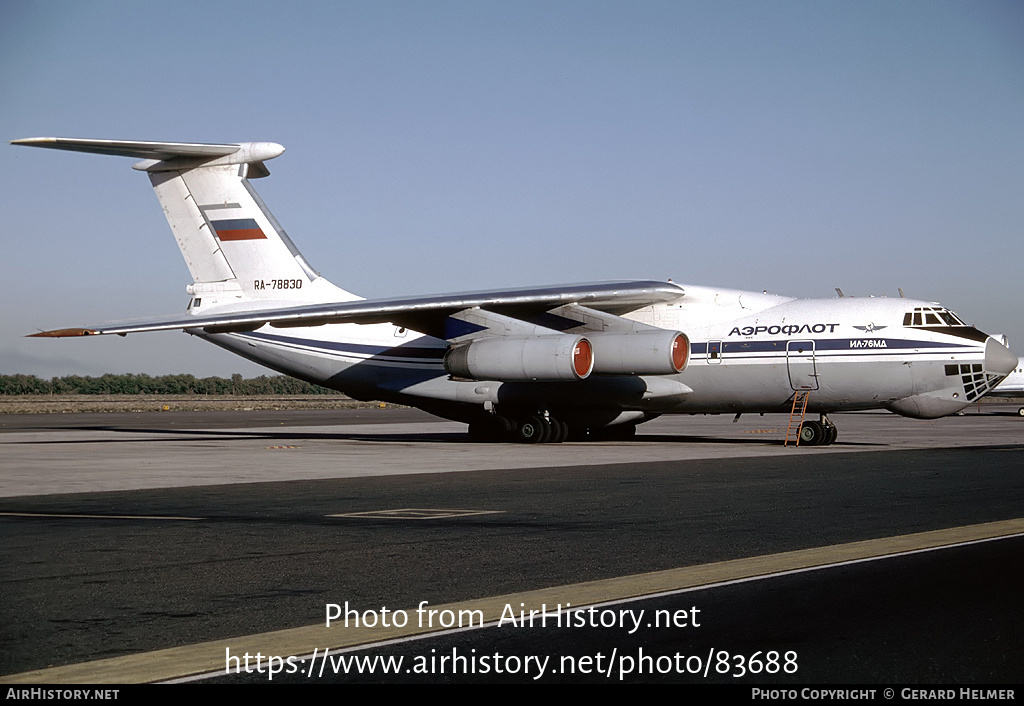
xmin=29 ymin=280 xmax=685 ymax=339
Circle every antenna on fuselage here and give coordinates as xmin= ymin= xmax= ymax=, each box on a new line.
xmin=835 ymin=288 xmax=845 ymax=298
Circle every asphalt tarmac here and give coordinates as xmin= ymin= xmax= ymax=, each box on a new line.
xmin=1 ymin=406 xmax=1021 ymax=685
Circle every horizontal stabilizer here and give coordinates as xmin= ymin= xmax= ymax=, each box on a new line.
xmin=12 ymin=137 xmax=241 ymax=160
xmin=11 ymin=137 xmax=284 ymax=172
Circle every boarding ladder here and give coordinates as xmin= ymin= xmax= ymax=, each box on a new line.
xmin=784 ymin=390 xmax=811 ymax=447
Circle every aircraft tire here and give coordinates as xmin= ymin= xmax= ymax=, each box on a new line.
xmin=825 ymin=424 xmax=838 ymax=445
xmin=798 ymin=420 xmax=825 ymax=446
xmin=1018 ymin=407 xmax=1024 ymax=417
xmin=548 ymin=418 xmax=569 ymax=443
xmin=537 ymin=417 xmax=554 ymax=443
xmin=516 ymin=416 xmax=549 ymax=444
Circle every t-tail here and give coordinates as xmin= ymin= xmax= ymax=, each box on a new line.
xmin=11 ymin=138 xmax=357 ymax=313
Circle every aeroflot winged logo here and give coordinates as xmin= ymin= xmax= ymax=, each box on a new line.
xmin=211 ymin=218 xmax=267 ymax=241
xmin=852 ymin=323 xmax=887 ymax=333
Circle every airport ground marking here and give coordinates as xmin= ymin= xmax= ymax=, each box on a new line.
xmin=0 ymin=512 xmax=202 ymax=521
xmin=3 ymin=516 xmax=1023 ymax=684
xmin=328 ymin=508 xmax=505 ymax=520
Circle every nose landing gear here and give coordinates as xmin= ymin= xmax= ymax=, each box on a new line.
xmin=797 ymin=415 xmax=838 ymax=446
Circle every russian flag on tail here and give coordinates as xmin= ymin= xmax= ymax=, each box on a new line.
xmin=211 ymin=218 xmax=266 ymax=241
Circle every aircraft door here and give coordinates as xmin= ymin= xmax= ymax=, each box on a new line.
xmin=707 ymin=340 xmax=723 ymax=364
xmin=787 ymin=340 xmax=819 ymax=390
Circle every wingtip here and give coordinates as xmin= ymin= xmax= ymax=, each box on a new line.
xmin=27 ymin=328 xmax=100 ymax=338
xmin=11 ymin=137 xmax=57 ymax=146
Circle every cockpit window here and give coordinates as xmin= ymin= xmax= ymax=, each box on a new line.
xmin=904 ymin=307 xmax=967 ymax=328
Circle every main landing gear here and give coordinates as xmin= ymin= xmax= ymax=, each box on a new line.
xmin=513 ymin=415 xmax=570 ymax=444
xmin=797 ymin=414 xmax=838 ymax=446
xmin=467 ymin=412 xmax=637 ymax=444
xmin=468 ymin=413 xmax=571 ymax=443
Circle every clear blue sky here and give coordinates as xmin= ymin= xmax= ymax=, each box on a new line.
xmin=2 ymin=0 xmax=1022 ymax=378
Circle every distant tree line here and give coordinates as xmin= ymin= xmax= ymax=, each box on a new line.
xmin=0 ymin=373 xmax=336 ymax=396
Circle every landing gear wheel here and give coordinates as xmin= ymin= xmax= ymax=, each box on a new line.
xmin=516 ymin=416 xmax=549 ymax=444
xmin=798 ymin=420 xmax=826 ymax=446
xmin=824 ymin=423 xmax=838 ymax=445
xmin=1018 ymin=407 xmax=1024 ymax=417
xmin=548 ymin=418 xmax=569 ymax=443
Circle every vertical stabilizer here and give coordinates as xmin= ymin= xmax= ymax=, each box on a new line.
xmin=11 ymin=138 xmax=358 ymax=311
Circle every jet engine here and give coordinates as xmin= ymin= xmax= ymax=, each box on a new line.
xmin=444 ymin=335 xmax=594 ymax=381
xmin=588 ymin=330 xmax=689 ymax=375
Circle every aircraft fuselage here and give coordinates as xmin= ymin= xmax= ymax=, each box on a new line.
xmin=201 ymin=283 xmax=1008 ymax=429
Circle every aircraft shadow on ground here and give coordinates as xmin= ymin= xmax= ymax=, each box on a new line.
xmin=13 ymin=425 xmax=884 ymax=447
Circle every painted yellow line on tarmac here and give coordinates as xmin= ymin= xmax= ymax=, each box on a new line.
xmin=3 ymin=517 xmax=1023 ymax=684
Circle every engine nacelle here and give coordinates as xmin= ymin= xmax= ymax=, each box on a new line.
xmin=588 ymin=330 xmax=689 ymax=375
xmin=444 ymin=335 xmax=594 ymax=382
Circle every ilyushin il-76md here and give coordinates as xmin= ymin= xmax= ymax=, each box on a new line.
xmin=13 ymin=137 xmax=1019 ymax=444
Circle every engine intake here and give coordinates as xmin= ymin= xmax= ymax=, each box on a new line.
xmin=444 ymin=335 xmax=594 ymax=381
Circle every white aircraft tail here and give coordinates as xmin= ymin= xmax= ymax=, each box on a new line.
xmin=12 ymin=138 xmax=358 ymax=312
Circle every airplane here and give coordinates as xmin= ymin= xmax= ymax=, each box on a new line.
xmin=985 ymin=356 xmax=1024 ymax=417
xmin=12 ymin=137 xmax=1020 ymax=445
